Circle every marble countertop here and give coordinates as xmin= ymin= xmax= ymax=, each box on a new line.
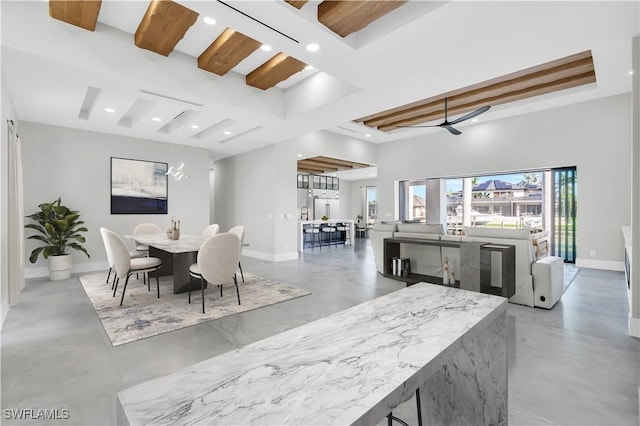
xmin=117 ymin=283 xmax=506 ymax=425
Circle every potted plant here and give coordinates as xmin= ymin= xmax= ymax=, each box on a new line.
xmin=25 ymin=198 xmax=90 ymax=280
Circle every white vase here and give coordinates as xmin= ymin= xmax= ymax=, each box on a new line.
xmin=48 ymin=254 xmax=72 ymax=281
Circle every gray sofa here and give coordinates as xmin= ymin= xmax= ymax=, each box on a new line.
xmin=369 ymin=223 xmax=564 ymax=309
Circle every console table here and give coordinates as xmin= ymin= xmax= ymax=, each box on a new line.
xmin=383 ymin=237 xmax=515 ymax=298
xmin=117 ymin=283 xmax=507 ymax=425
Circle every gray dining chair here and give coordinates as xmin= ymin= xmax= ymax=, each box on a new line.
xmin=103 ymin=228 xmax=162 ymax=306
xmin=228 ymin=225 xmax=245 ymax=282
xmin=188 ymin=233 xmax=241 ymax=314
xmin=201 ymin=224 xmax=220 ymax=239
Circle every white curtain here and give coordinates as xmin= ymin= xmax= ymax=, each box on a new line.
xmin=8 ymin=122 xmax=24 ymax=304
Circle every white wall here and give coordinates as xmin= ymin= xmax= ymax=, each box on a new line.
xmin=377 ymin=94 xmax=632 ymax=269
xmin=20 ymin=122 xmax=210 ymax=277
xmin=1 ymin=69 xmax=18 ymax=326
xmin=343 ymin=179 xmax=377 ymax=222
xmin=214 ymin=130 xmax=378 ymax=260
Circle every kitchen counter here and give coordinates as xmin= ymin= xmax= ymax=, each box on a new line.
xmin=298 ymin=219 xmax=354 ymax=250
xmin=117 ymin=283 xmax=507 ymax=425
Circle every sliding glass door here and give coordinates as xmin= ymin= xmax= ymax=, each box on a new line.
xmin=551 ymin=167 xmax=577 ymax=262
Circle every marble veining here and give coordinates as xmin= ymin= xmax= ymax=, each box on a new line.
xmin=127 ymin=234 xmax=204 ymax=254
xmin=118 ymin=283 xmax=506 ymax=425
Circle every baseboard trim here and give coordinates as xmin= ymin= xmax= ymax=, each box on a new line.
xmin=629 ymin=314 xmax=640 ymax=338
xmin=243 ymin=249 xmax=298 ymax=263
xmin=575 ymin=258 xmax=625 ymax=271
xmin=25 ymin=261 xmax=108 ymax=279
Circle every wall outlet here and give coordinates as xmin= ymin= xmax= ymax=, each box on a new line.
xmin=590 ymin=249 xmax=596 ymax=257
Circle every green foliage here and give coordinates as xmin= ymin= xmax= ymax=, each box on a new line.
xmin=25 ymin=198 xmax=90 ymax=263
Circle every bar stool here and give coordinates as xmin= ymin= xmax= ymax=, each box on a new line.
xmin=335 ymin=222 xmax=351 ymax=245
xmin=320 ymin=222 xmax=337 ymax=247
xmin=303 ymin=223 xmax=321 ymax=249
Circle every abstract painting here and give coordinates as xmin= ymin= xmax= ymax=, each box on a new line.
xmin=111 ymin=157 xmax=168 ymax=214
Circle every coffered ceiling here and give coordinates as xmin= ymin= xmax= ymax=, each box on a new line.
xmin=2 ymin=1 xmax=638 ymax=178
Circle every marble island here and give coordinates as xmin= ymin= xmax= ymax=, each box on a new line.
xmin=117 ymin=283 xmax=507 ymax=425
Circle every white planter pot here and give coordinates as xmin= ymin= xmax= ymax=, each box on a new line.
xmin=48 ymin=254 xmax=72 ymax=281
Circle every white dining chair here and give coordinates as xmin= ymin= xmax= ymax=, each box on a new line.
xmin=103 ymin=228 xmax=162 ymax=306
xmin=100 ymin=227 xmax=146 ymax=289
xmin=228 ymin=225 xmax=245 ymax=282
xmin=188 ymin=233 xmax=241 ymax=314
xmin=201 ymin=224 xmax=220 ymax=239
xmin=133 ymin=223 xmax=163 ymax=254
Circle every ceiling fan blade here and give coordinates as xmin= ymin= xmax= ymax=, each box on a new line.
xmin=449 ymin=105 xmax=491 ymax=125
xmin=442 ymin=125 xmax=462 ymax=135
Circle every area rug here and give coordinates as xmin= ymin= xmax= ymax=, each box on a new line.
xmin=79 ymin=271 xmax=310 ymax=346
xmin=563 ymin=264 xmax=580 ymax=293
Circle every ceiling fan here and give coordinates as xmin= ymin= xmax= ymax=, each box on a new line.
xmin=398 ymin=98 xmax=491 ymax=135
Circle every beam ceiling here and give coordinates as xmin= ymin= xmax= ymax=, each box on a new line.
xmin=198 ymin=28 xmax=261 ymax=76
xmin=284 ymin=1 xmax=309 ymax=10
xmin=246 ymin=53 xmax=307 ymax=90
xmin=358 ymin=50 xmax=597 ymax=132
xmin=135 ymin=0 xmax=199 ymax=57
xmin=317 ymin=0 xmax=407 ymax=37
xmin=49 ymin=0 xmax=102 ymax=31
xmin=297 ymin=156 xmax=370 ymax=174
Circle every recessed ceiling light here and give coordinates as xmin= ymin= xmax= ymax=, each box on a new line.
xmin=104 ymin=108 xmax=115 ymax=113
xmin=297 ymin=154 xmax=303 ymax=157
xmin=261 ymin=44 xmax=272 ymax=52
xmin=471 ymin=118 xmax=479 ymax=122
xmin=203 ymin=16 xmax=216 ymax=25
xmin=191 ymin=124 xmax=200 ymax=129
xmin=224 ymin=131 xmax=232 ymax=135
xmin=304 ymin=65 xmax=314 ymax=71
xmin=306 ymin=43 xmax=320 ymax=52
xmin=365 ymin=134 xmax=371 ymax=137
xmin=629 ymin=70 xmax=634 ymax=75
xmin=152 ymin=117 xmax=162 ymax=122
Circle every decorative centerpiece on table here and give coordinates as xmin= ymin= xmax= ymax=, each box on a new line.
xmin=167 ymin=219 xmax=181 ymax=240
xmin=25 ymin=197 xmax=89 ymax=280
xmin=321 ymin=215 xmax=329 ymax=221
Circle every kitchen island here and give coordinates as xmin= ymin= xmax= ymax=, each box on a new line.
xmin=117 ymin=283 xmax=507 ymax=425
xmin=297 ymin=219 xmax=355 ymax=250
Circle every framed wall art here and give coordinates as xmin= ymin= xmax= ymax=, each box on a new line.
xmin=111 ymin=157 xmax=168 ymax=214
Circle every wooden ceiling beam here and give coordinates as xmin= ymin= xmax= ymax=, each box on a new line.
xmin=359 ymin=50 xmax=594 ymax=124
xmin=378 ymin=71 xmax=596 ymax=131
xmin=284 ymin=0 xmax=309 ymax=9
xmin=357 ymin=51 xmax=596 ymax=132
xmin=314 ymin=156 xmax=369 ymax=168
xmin=135 ymin=0 xmax=199 ymax=57
xmin=298 ymin=166 xmax=331 ymax=173
xmin=198 ymin=28 xmax=261 ymax=76
xmin=299 ymin=160 xmax=351 ymax=170
xmin=246 ymin=53 xmax=307 ymax=90
xmin=317 ymin=0 xmax=407 ymax=37
xmin=363 ymin=58 xmax=594 ymax=127
xmin=49 ymin=0 xmax=102 ymax=31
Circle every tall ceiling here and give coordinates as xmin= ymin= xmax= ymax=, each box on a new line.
xmin=2 ymin=1 xmax=639 ymax=176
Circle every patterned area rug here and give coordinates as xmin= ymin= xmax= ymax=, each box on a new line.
xmin=79 ymin=271 xmax=310 ymax=346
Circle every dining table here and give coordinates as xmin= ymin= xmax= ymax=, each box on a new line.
xmin=127 ymin=234 xmax=205 ymax=294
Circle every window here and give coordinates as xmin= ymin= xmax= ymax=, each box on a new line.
xmin=399 ymin=180 xmax=427 ymax=222
xmin=366 ymin=187 xmax=377 ymax=224
xmin=402 ymin=171 xmax=550 ymax=232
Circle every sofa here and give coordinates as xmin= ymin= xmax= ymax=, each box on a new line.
xmin=369 ymin=223 xmax=564 ymax=309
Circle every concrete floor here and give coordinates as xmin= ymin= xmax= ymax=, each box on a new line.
xmin=1 ymin=238 xmax=638 ymax=425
